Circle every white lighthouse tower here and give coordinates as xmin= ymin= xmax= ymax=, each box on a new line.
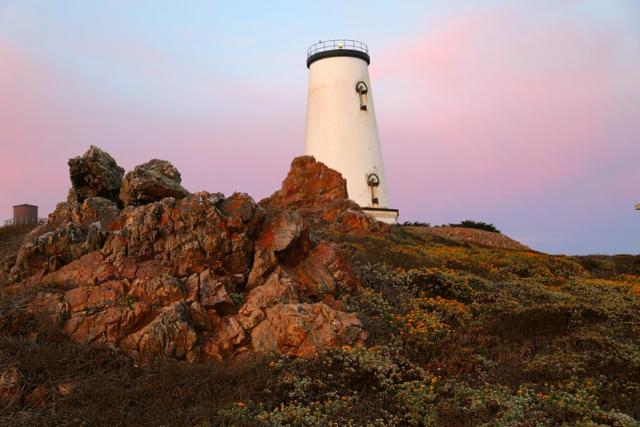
xmin=304 ymin=39 xmax=399 ymax=224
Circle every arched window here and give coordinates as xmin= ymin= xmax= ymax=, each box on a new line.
xmin=367 ymin=173 xmax=380 ymax=207
xmin=356 ymin=81 xmax=368 ymax=111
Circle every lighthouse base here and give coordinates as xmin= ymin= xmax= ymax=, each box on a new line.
xmin=362 ymin=207 xmax=400 ymax=225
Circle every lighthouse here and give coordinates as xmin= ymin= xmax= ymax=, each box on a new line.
xmin=304 ymin=39 xmax=399 ymax=224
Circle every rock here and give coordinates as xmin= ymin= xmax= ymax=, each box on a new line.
xmin=68 ymin=146 xmax=124 ymax=203
xmin=260 ymin=156 xmax=388 ymax=234
xmin=25 ymin=385 xmax=48 ymax=407
xmin=201 ymin=315 xmax=248 ymax=362
xmin=120 ymin=159 xmax=189 ymax=207
xmin=120 ymin=302 xmax=198 ymax=360
xmin=9 ymin=223 xmax=85 ymax=281
xmin=197 ymin=269 xmax=235 ymax=315
xmin=9 ymin=149 xmax=368 ymax=363
xmin=238 ymin=268 xmax=299 ymax=331
xmin=81 ymin=197 xmax=120 ymax=228
xmin=56 ymin=382 xmax=76 ymax=398
xmin=250 ymin=302 xmax=367 ymax=358
xmin=246 ymin=210 xmax=310 ymax=291
xmin=0 ymin=367 xmax=23 ymax=405
xmin=7 ymin=197 xmax=119 ymax=283
xmin=28 ymin=292 xmax=69 ymax=326
xmin=101 ymin=192 xmax=260 ymax=278
xmin=261 ymin=156 xmax=348 ymax=210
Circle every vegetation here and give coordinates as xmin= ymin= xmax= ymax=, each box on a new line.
xmin=402 ymin=221 xmax=431 ymax=227
xmin=0 ymin=223 xmax=37 ymax=261
xmin=1 ymin=225 xmax=639 ymax=425
xmin=448 ymin=220 xmax=501 ymax=234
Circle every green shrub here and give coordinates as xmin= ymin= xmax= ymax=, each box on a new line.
xmin=448 ymin=220 xmax=501 ymax=233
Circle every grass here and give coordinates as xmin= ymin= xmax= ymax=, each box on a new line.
xmin=0 ymin=224 xmax=37 ymax=261
xmin=1 ymin=224 xmax=639 ymax=425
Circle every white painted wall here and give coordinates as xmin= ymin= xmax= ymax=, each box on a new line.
xmin=304 ymin=55 xmax=391 ymax=210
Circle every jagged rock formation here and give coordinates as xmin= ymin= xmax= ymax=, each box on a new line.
xmin=2 ymin=148 xmax=378 ymax=362
xmin=120 ymin=159 xmax=190 ymax=207
xmin=68 ymin=145 xmax=124 ymax=203
xmin=261 ymin=156 xmax=388 ymax=233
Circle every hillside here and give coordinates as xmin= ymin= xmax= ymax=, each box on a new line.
xmin=1 ymin=148 xmax=639 ymax=426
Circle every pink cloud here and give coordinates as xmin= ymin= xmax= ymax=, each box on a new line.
xmin=371 ymin=3 xmax=640 ymax=224
xmin=0 ymin=38 xmax=303 ymax=222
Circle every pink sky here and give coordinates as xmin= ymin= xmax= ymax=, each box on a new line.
xmin=1 ymin=1 xmax=639 ymax=254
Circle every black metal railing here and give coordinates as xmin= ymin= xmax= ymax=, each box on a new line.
xmin=307 ymin=39 xmax=369 ymax=58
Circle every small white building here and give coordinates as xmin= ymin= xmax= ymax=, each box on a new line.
xmin=304 ymin=39 xmax=399 ymax=224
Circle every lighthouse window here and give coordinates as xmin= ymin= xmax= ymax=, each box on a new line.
xmin=367 ymin=173 xmax=380 ymax=207
xmin=356 ymin=81 xmax=368 ymax=111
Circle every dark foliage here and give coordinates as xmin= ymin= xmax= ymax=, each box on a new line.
xmin=448 ymin=220 xmax=501 ymax=234
xmin=402 ymin=221 xmax=431 ymax=227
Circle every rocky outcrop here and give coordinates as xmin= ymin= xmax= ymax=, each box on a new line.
xmin=261 ymin=156 xmax=348 ymax=209
xmin=120 ymin=159 xmax=190 ymax=207
xmin=5 ymin=147 xmax=366 ymax=362
xmin=68 ymin=146 xmax=124 ymax=203
xmin=261 ymin=156 xmax=388 ymax=234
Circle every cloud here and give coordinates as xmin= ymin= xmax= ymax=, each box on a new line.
xmin=368 ymin=2 xmax=640 ymax=252
xmin=0 ymin=34 xmax=304 ymax=222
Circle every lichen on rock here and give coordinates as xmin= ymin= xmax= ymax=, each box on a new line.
xmin=119 ymin=159 xmax=190 ymax=207
xmin=6 ymin=147 xmax=367 ymax=363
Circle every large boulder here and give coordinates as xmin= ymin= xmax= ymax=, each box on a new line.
xmin=261 ymin=156 xmax=388 ymax=234
xmin=68 ymin=146 xmax=124 ymax=203
xmin=261 ymin=156 xmax=348 ymax=209
xmin=250 ymin=302 xmax=367 ymax=358
xmin=120 ymin=159 xmax=189 ymax=207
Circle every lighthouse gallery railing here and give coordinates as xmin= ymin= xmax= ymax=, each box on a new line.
xmin=307 ymin=39 xmax=369 ymax=58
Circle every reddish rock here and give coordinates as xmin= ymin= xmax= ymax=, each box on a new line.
xmin=250 ymin=302 xmax=367 ymax=358
xmin=261 ymin=156 xmax=348 ymax=209
xmin=39 ymin=252 xmax=107 ymax=288
xmin=0 ymin=367 xmax=23 ymax=405
xmin=121 ymin=302 xmax=198 ymax=360
xmin=9 ymin=147 xmax=367 ymax=363
xmin=56 ymin=382 xmax=76 ymax=398
xmin=81 ymin=197 xmax=120 ymax=228
xmin=68 ymin=145 xmax=124 ymax=203
xmin=28 ymin=292 xmax=69 ymax=326
xmin=260 ymin=156 xmax=388 ymax=234
xmin=246 ymin=210 xmax=310 ymax=291
xmin=25 ymin=385 xmax=48 ymax=408
xmin=64 ymin=280 xmax=126 ymax=312
xmin=120 ymin=159 xmax=190 ymax=207
xmin=201 ymin=315 xmax=247 ymax=362
xmin=238 ymin=268 xmax=299 ymax=331
xmin=197 ymin=269 xmax=235 ymax=315
xmin=129 ymin=269 xmax=185 ymax=307
xmin=336 ymin=205 xmax=386 ymax=234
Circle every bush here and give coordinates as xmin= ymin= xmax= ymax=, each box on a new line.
xmin=402 ymin=221 xmax=431 ymax=227
xmin=448 ymin=220 xmax=501 ymax=233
